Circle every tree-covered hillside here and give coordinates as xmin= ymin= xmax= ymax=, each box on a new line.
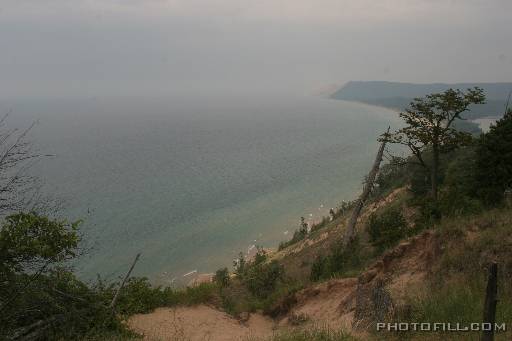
xmin=331 ymin=81 xmax=512 ymax=120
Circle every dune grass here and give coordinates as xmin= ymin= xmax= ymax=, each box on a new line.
xmin=255 ymin=327 xmax=358 ymax=341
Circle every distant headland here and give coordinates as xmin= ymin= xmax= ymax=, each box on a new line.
xmin=330 ymin=80 xmax=512 ymax=120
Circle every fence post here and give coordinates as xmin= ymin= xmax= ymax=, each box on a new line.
xmin=481 ymin=262 xmax=498 ymax=341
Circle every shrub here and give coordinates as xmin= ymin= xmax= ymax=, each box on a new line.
xmin=214 ymin=267 xmax=230 ymax=287
xmin=98 ymin=277 xmax=219 ymax=316
xmin=443 ymin=145 xmax=479 ymax=198
xmin=367 ymin=207 xmax=408 ymax=252
xmin=310 ymin=216 xmax=330 ymax=233
xmin=438 ymin=191 xmax=483 ymax=217
xmin=374 ymin=157 xmax=408 ymax=196
xmin=233 ymin=252 xmax=247 ymax=276
xmin=278 ymin=217 xmax=311 ymax=251
xmin=253 ymin=247 xmax=268 ymax=265
xmin=1 ymin=269 xmax=129 ymax=340
xmin=0 ymin=212 xmax=80 ymax=277
xmin=310 ymin=238 xmax=363 ymax=282
xmin=0 ymin=213 xmax=124 ymax=340
xmin=243 ymin=260 xmax=285 ymax=299
xmin=178 ymin=282 xmax=218 ymax=306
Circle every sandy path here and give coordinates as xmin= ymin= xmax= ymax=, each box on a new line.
xmin=128 ymin=305 xmax=275 ymax=341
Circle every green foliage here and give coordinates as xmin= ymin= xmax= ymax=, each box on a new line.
xmin=262 ymin=282 xmax=303 ymax=317
xmin=116 ymin=279 xmax=218 ymax=315
xmin=374 ymin=156 xmax=408 ymax=196
xmin=388 ymin=87 xmax=485 ymax=200
xmin=407 ymin=162 xmax=431 ymax=196
xmin=1 ymin=268 xmax=129 ymax=340
xmin=310 ymin=238 xmax=364 ymax=282
xmin=404 ymin=145 xmax=484 ymax=224
xmin=234 ymin=251 xmax=247 ymax=276
xmin=0 ymin=212 xmax=80 ymax=276
xmin=253 ymin=246 xmax=268 ymax=265
xmin=220 ymin=253 xmax=299 ymax=317
xmin=309 ymin=256 xmax=327 ymax=282
xmin=110 ymin=277 xmax=165 ymax=315
xmin=413 ymin=196 xmax=442 ymax=227
xmin=367 ymin=206 xmax=408 ymax=252
xmin=391 ymin=278 xmax=512 ymax=340
xmin=475 ymin=109 xmax=512 ymax=205
xmin=243 ymin=260 xmax=285 ymax=299
xmin=0 ymin=213 xmax=105 ymax=340
xmin=382 ymin=209 xmax=512 ymax=340
xmin=177 ymin=282 xmax=219 ymax=306
xmin=214 ymin=267 xmax=230 ymax=287
xmin=310 ymin=216 xmax=331 ymax=234
xmin=439 ymin=191 xmax=483 ymax=218
xmin=278 ymin=217 xmax=310 ymax=251
xmin=398 ymin=145 xmax=485 ymax=224
xmin=0 ymin=212 xmax=219 ymax=340
xmin=220 ymin=247 xmax=292 ymax=316
xmin=443 ymin=146 xmax=479 ymax=196
xmin=268 ymin=326 xmax=357 ymax=341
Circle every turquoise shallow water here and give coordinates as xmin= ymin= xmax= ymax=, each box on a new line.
xmin=3 ymin=95 xmax=398 ymax=283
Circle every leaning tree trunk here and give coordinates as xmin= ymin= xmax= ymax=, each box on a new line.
xmin=343 ymin=127 xmax=390 ymax=246
xmin=110 ymin=253 xmax=141 ymax=311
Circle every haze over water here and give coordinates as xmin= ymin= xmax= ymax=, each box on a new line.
xmin=3 ymin=95 xmax=397 ymax=283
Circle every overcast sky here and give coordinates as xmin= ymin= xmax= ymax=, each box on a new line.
xmin=0 ymin=0 xmax=511 ymax=99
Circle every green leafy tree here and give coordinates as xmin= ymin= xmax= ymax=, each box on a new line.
xmin=475 ymin=108 xmax=512 ymax=205
xmin=388 ymin=88 xmax=485 ymax=200
xmin=0 ymin=213 xmax=118 ymax=340
xmin=0 ymin=212 xmax=80 ymax=277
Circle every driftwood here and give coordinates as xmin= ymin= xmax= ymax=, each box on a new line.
xmin=481 ymin=262 xmax=498 ymax=341
xmin=109 ymin=253 xmax=141 ymax=311
xmin=343 ymin=127 xmax=390 ymax=246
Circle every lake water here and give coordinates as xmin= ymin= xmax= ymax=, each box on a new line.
xmin=472 ymin=117 xmax=499 ymax=133
xmin=2 ymin=95 xmax=397 ymax=284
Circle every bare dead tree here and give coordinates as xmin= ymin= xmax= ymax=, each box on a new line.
xmin=0 ymin=111 xmax=57 ymax=218
xmin=343 ymin=127 xmax=390 ymax=246
xmin=110 ymin=253 xmax=141 ymax=311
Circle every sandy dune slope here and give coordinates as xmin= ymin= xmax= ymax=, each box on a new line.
xmin=128 ymin=305 xmax=275 ymax=341
xmin=128 ymin=229 xmax=437 ymax=340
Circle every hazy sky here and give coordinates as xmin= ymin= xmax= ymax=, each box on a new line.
xmin=1 ymin=0 xmax=511 ymax=99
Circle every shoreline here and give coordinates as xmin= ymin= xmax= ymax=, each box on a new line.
xmin=151 ymin=98 xmax=397 ymax=286
xmin=156 ymin=196 xmax=356 ymax=287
